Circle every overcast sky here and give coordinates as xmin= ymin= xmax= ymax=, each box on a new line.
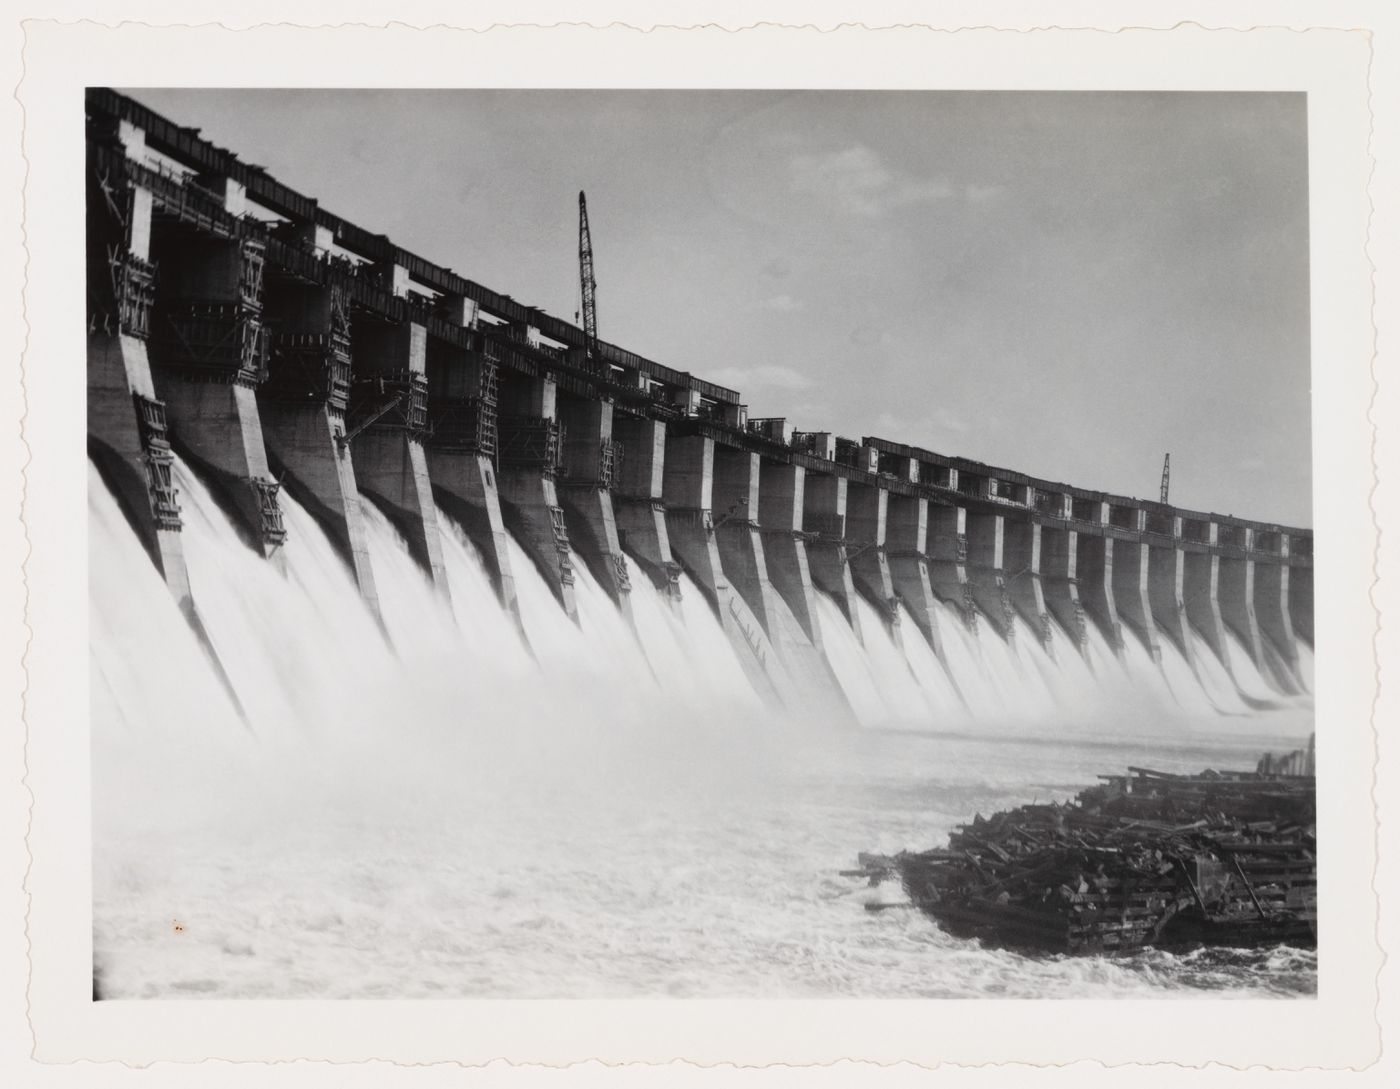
xmin=128 ymin=89 xmax=1312 ymax=526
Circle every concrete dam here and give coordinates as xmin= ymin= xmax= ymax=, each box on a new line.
xmin=86 ymin=86 xmax=1314 ymax=729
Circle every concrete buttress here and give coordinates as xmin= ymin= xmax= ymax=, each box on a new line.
xmin=422 ymin=318 xmax=522 ymax=630
xmin=147 ymin=226 xmax=287 ymax=563
xmin=556 ymin=394 xmax=633 ymax=625
xmin=1075 ymin=534 xmax=1123 ymax=653
xmin=757 ymin=461 xmax=822 ymax=646
xmin=711 ymin=446 xmax=782 ymax=638
xmin=1040 ymin=527 xmax=1088 ymax=653
xmin=927 ymin=505 xmax=977 ymax=633
xmin=1003 ymin=520 xmax=1052 ymax=651
xmin=1254 ymin=543 xmax=1301 ymax=692
xmin=803 ymin=472 xmax=864 ymax=645
xmin=1111 ymin=537 xmax=1160 ymax=661
xmin=661 ymin=431 xmax=794 ymax=709
xmin=845 ymin=478 xmax=901 ymax=641
xmin=496 ymin=374 xmax=576 ymax=620
xmin=966 ymin=510 xmax=1015 ymax=640
xmin=612 ymin=415 xmax=681 ymax=603
xmin=348 ymin=320 xmax=451 ymax=598
xmin=260 ymin=283 xmax=381 ymax=619
xmin=1183 ymin=526 xmax=1232 ymax=677
xmin=1147 ymin=529 xmax=1194 ymax=668
xmin=885 ymin=493 xmax=944 ymax=657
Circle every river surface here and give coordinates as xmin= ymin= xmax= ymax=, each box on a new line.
xmin=90 ymin=456 xmax=1316 ymax=1000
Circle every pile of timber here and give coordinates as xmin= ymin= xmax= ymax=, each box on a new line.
xmin=853 ymin=755 xmax=1316 ymax=956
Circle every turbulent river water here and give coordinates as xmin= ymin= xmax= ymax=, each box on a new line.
xmin=90 ymin=456 xmax=1316 ymax=999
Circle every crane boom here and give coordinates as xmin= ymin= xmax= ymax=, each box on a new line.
xmin=1160 ymin=453 xmax=1171 ymax=504
xmin=578 ymin=191 xmax=598 ymax=358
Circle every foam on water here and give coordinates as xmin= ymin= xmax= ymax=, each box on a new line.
xmin=90 ymin=455 xmax=1314 ymax=999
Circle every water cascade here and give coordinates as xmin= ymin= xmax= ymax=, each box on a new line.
xmin=91 ymin=456 xmax=1315 ymax=999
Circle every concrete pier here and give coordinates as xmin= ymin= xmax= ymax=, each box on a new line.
xmin=612 ymin=415 xmax=680 ymax=600
xmin=1289 ymin=564 xmax=1314 ymax=647
xmin=885 ymin=493 xmax=943 ymax=655
xmin=497 ymin=374 xmax=576 ymax=620
xmin=711 ymin=445 xmax=781 ymax=637
xmin=661 ymin=432 xmax=794 ymax=707
xmin=928 ymin=504 xmax=977 ymax=631
xmin=1003 ymin=520 xmax=1052 ymax=650
xmin=800 ymin=467 xmax=862 ymax=641
xmin=1183 ymin=524 xmax=1232 ymax=674
xmin=966 ymin=510 xmax=1015 ymax=639
xmin=1112 ymin=535 xmax=1160 ymax=661
xmin=803 ymin=471 xmax=864 ymax=644
xmin=349 ymin=319 xmax=450 ymax=597
xmin=758 ymin=461 xmax=823 ymax=645
xmin=261 ymin=283 xmax=381 ymax=617
xmin=846 ymin=478 xmax=900 ymax=637
xmin=1075 ymin=534 xmax=1123 ymax=652
xmin=147 ymin=232 xmax=286 ymax=560
xmin=662 ymin=433 xmax=723 ymax=612
xmin=85 ymin=156 xmax=196 ymax=614
xmin=1146 ymin=523 xmax=1193 ymax=666
xmin=557 ymin=394 xmax=632 ymax=622
xmin=1040 ymin=527 xmax=1087 ymax=652
xmin=1254 ymin=538 xmax=1301 ymax=689
xmin=1217 ymin=526 xmax=1270 ymax=682
xmin=423 ymin=299 xmax=521 ymax=625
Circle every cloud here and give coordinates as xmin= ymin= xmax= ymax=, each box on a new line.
xmin=964 ymin=183 xmax=1005 ymax=204
xmin=755 ymin=293 xmax=803 ymax=313
xmin=849 ymin=325 xmax=891 ymax=347
xmin=761 ymin=257 xmax=793 ymax=280
xmin=707 ymin=364 xmax=812 ymax=392
xmin=789 ymin=144 xmax=955 ymax=217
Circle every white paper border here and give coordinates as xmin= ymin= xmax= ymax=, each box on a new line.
xmin=13 ymin=14 xmax=1384 ymax=1073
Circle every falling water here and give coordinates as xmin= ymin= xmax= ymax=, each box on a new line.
xmin=91 ymin=456 xmax=1315 ymax=999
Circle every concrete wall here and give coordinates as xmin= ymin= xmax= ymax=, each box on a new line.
xmin=1183 ymin=549 xmax=1231 ymax=674
xmin=1075 ymin=534 xmax=1122 ymax=652
xmin=1040 ymin=527 xmax=1087 ymax=652
xmin=429 ymin=448 xmax=521 ymax=629
xmin=886 ymin=493 xmax=943 ymax=655
xmin=612 ymin=415 xmax=680 ymax=600
xmin=1147 ymin=539 xmax=1193 ymax=666
xmin=1111 ymin=539 xmax=1160 ymax=660
xmin=349 ymin=320 xmax=449 ymax=597
xmin=846 ymin=479 xmax=899 ymax=639
xmin=927 ymin=504 xmax=976 ymax=632
xmin=966 ymin=510 xmax=1014 ymax=639
xmin=496 ymin=375 xmax=576 ymax=620
xmin=803 ymin=471 xmax=863 ymax=644
xmin=87 ymin=330 xmax=194 ymax=616
xmin=758 ymin=461 xmax=822 ymax=645
xmin=1003 ymin=520 xmax=1051 ymax=650
xmin=262 ymin=400 xmax=381 ymax=619
xmin=662 ymin=434 xmax=721 ymax=613
xmin=1289 ymin=564 xmax=1314 ymax=646
xmin=1254 ymin=555 xmax=1301 ymax=691
xmin=711 ymin=446 xmax=780 ymax=637
xmin=556 ymin=395 xmax=632 ymax=622
xmin=1218 ymin=552 xmax=1268 ymax=679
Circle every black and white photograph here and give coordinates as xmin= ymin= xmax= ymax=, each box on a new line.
xmin=86 ymin=83 xmax=1319 ymax=1000
xmin=9 ymin=9 xmax=1391 ymax=1077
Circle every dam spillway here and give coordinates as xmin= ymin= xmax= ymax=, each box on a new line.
xmin=84 ymin=87 xmax=1320 ymax=1003
xmin=86 ymin=85 xmax=1313 ymax=722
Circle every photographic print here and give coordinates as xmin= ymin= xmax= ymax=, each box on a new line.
xmin=85 ymin=84 xmax=1321 ymax=1003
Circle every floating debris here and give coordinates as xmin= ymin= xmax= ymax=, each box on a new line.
xmin=853 ymin=745 xmax=1316 ymax=956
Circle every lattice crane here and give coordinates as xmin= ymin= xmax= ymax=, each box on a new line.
xmin=1160 ymin=453 xmax=1171 ymax=504
xmin=578 ymin=191 xmax=598 ymax=362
